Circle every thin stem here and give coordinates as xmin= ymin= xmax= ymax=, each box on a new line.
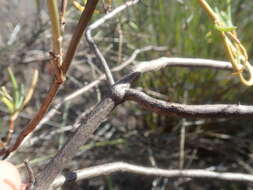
xmin=60 ymin=0 xmax=68 ymax=29
xmin=47 ymin=0 xmax=61 ymax=54
xmin=86 ymin=30 xmax=115 ymax=85
xmin=47 ymin=0 xmax=64 ymax=82
xmin=198 ymin=0 xmax=218 ymax=21
xmin=86 ymin=0 xmax=141 ymax=86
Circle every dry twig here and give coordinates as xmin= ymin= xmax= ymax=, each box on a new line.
xmin=51 ymin=161 xmax=253 ymax=188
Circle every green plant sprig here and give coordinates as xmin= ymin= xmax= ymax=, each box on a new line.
xmin=0 ymin=68 xmax=39 ymax=145
xmin=198 ymin=0 xmax=253 ymax=86
xmin=0 ymin=68 xmax=25 ymax=115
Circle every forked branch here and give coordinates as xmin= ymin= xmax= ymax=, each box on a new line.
xmin=2 ymin=0 xmax=99 ymax=157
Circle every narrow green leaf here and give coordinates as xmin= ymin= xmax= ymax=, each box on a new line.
xmin=129 ymin=21 xmax=139 ymax=30
xmin=0 ymin=87 xmax=13 ymax=102
xmin=215 ymin=24 xmax=237 ymax=32
xmin=7 ymin=67 xmax=20 ymax=110
xmin=16 ymin=83 xmax=25 ymax=109
xmin=0 ymin=96 xmax=14 ymax=113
